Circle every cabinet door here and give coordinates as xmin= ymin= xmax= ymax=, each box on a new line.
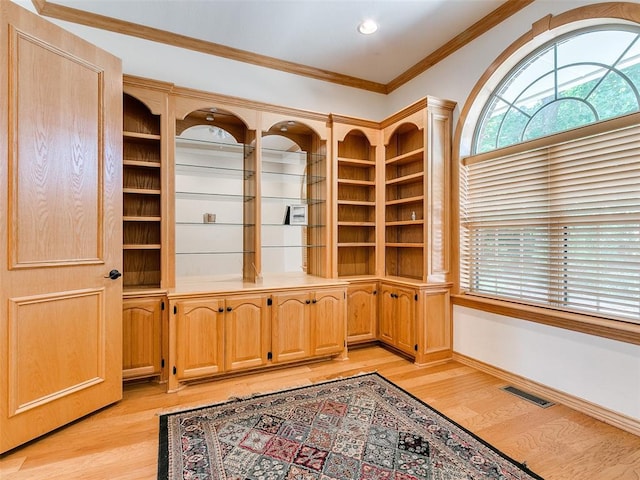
xmin=225 ymin=295 xmax=269 ymax=371
xmin=346 ymin=283 xmax=377 ymax=344
xmin=174 ymin=299 xmax=224 ymax=380
xmin=394 ymin=287 xmax=416 ymax=355
xmin=311 ymin=289 xmax=346 ymax=357
xmin=272 ymin=291 xmax=310 ymax=363
xmin=379 ymin=286 xmax=396 ymax=344
xmin=122 ymin=298 xmax=163 ymax=379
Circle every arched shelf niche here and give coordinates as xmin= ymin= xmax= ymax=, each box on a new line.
xmin=335 ymin=128 xmax=378 ymax=278
xmin=174 ymin=107 xmax=259 ymax=282
xmin=261 ymin=119 xmax=329 ymax=278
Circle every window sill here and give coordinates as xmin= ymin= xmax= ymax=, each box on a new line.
xmin=451 ymin=294 xmax=640 ymax=346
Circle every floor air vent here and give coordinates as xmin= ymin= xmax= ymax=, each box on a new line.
xmin=501 ymin=386 xmax=555 ymax=408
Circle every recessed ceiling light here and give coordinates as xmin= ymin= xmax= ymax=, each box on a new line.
xmin=358 ymin=19 xmax=378 ymax=35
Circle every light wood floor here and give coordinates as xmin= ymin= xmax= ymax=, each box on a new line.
xmin=1 ymin=345 xmax=639 ymax=479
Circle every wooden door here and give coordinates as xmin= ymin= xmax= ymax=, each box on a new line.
xmin=311 ymin=289 xmax=346 ymax=356
xmin=271 ymin=291 xmax=310 ymax=363
xmin=0 ymin=1 xmax=123 ymax=453
xmin=394 ymin=287 xmax=417 ymax=355
xmin=225 ymin=295 xmax=269 ymax=371
xmin=122 ymin=297 xmax=163 ymax=380
xmin=174 ymin=299 xmax=224 ymax=380
xmin=346 ymin=282 xmax=378 ymax=343
xmin=378 ymin=285 xmax=396 ymax=344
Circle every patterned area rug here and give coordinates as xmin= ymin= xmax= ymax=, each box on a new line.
xmin=158 ymin=373 xmax=543 ymax=479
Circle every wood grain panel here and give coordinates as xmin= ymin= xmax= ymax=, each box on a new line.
xmin=9 ymin=28 xmax=103 ymax=267
xmin=122 ymin=298 xmax=162 ymax=379
xmin=427 ymin=110 xmax=451 ymax=282
xmin=8 ymin=289 xmax=105 ymax=416
xmin=1 ymin=0 xmax=122 ymax=453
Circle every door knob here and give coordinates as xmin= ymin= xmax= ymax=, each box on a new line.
xmin=105 ymin=269 xmax=122 ymax=280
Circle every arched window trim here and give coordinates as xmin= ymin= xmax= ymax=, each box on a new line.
xmin=472 ymin=24 xmax=640 ymax=155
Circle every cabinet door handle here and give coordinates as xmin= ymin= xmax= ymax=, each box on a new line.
xmin=373 ymin=290 xmax=377 ymax=295
xmin=218 ymin=307 xmax=224 ymax=313
xmin=227 ymin=306 xmax=232 ymax=312
xmin=312 ymin=299 xmax=317 ymax=304
xmin=305 ymin=299 xmax=311 ymax=304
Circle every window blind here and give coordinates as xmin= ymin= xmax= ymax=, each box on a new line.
xmin=460 ymin=124 xmax=640 ymax=324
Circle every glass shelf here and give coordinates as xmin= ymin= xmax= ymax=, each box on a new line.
xmin=175 ymin=162 xmax=255 ymax=179
xmin=176 ymin=191 xmax=255 ymax=201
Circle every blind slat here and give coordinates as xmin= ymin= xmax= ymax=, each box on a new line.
xmin=461 ymin=123 xmax=640 ymax=323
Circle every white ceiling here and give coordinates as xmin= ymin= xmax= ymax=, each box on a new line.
xmin=52 ymin=0 xmax=505 ymax=84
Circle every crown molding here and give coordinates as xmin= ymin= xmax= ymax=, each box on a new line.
xmin=33 ymin=0 xmax=532 ymax=94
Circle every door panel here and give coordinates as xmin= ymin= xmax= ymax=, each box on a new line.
xmin=0 ymin=1 xmax=123 ymax=453
xmin=175 ymin=299 xmax=224 ymax=380
xmin=379 ymin=286 xmax=395 ymax=344
xmin=123 ymin=298 xmax=163 ymax=379
xmin=312 ymin=289 xmax=346 ymax=356
xmin=225 ymin=295 xmax=269 ymax=371
xmin=346 ymin=283 xmax=377 ymax=343
xmin=395 ymin=287 xmax=416 ymax=355
xmin=272 ymin=292 xmax=310 ymax=363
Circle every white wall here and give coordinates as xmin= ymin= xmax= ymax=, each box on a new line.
xmin=26 ymin=0 xmax=640 ymax=420
xmin=455 ymin=306 xmax=640 ymax=419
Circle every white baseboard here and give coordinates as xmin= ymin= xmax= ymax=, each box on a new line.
xmin=452 ymin=352 xmax=640 ymax=437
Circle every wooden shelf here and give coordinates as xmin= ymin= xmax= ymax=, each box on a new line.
xmin=385 ymin=195 xmax=424 ymax=206
xmin=386 ymin=171 xmax=423 ymax=185
xmin=338 ymin=242 xmax=376 ymax=247
xmin=386 ymin=243 xmax=423 ymax=248
xmin=123 ymin=131 xmax=161 ymax=141
xmin=123 ymin=159 xmax=161 ymax=168
xmin=124 ymin=216 xmax=162 ymax=222
xmin=385 ymin=147 xmax=424 ymax=166
xmin=123 ymin=188 xmax=162 ymax=195
xmin=337 ymin=157 xmax=375 ymax=167
xmin=338 ymin=199 xmax=376 ymax=206
xmin=337 ymin=178 xmax=375 ymax=186
xmin=338 ymin=221 xmax=375 ymax=226
xmin=386 ymin=219 xmax=423 ymax=226
xmin=124 ymin=244 xmax=162 ymax=250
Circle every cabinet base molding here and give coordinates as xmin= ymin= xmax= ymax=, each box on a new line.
xmin=166 ymin=354 xmax=344 ymax=393
xmin=452 ymin=352 xmax=640 ymax=437
xmin=378 ymin=342 xmax=452 ymax=368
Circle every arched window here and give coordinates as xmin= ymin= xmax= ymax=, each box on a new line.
xmin=474 ymin=26 xmax=640 ymax=154
xmin=460 ymin=24 xmax=640 ymax=325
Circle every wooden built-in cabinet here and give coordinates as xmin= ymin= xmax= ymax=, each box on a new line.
xmin=121 ymin=79 xmax=173 ymax=382
xmin=122 ymin=296 xmax=165 ymax=380
xmin=168 ymin=284 xmax=347 ymax=391
xmin=332 ymin=117 xmax=382 ymax=278
xmin=120 ymin=84 xmax=455 ymax=393
xmin=346 ymin=281 xmax=378 ymax=344
xmin=170 ymin=294 xmax=270 ymax=386
xmin=383 ymin=98 xmax=454 ymax=283
xmin=122 ymin=93 xmax=163 ymax=289
xmin=378 ymin=279 xmax=451 ymax=365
